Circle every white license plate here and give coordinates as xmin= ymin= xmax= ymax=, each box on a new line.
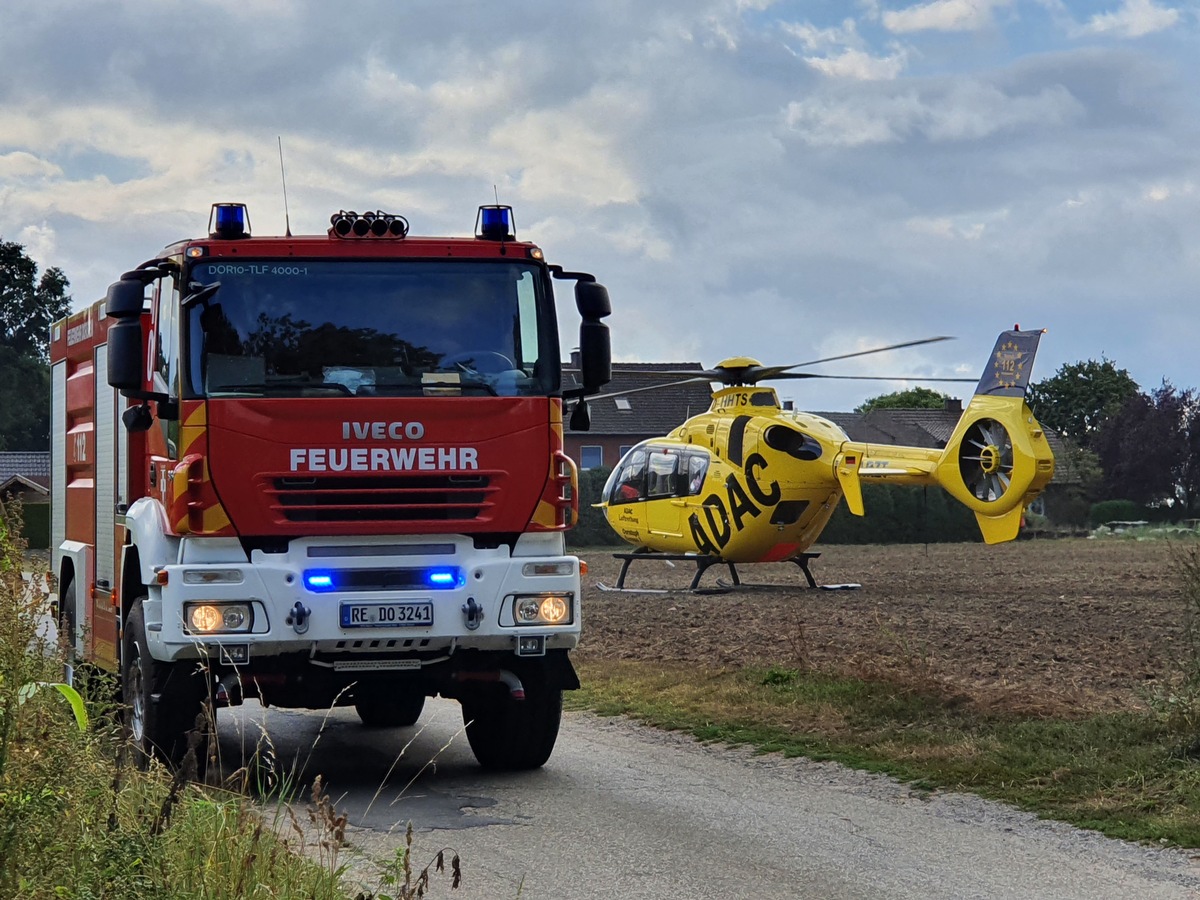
xmin=340 ymin=601 xmax=433 ymax=628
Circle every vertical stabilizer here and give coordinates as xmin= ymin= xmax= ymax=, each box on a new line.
xmin=935 ymin=329 xmax=1056 ymax=543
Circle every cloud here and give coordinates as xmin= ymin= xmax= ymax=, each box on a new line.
xmin=1076 ymin=0 xmax=1181 ymax=39
xmin=783 ymin=79 xmax=1083 ymax=147
xmin=882 ymin=0 xmax=1014 ymax=34
xmin=0 ymin=151 xmax=61 ymax=179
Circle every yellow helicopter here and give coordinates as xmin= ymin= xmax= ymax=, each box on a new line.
xmin=594 ymin=328 xmax=1055 ymax=591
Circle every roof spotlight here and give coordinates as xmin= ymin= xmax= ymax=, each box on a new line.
xmin=328 ymin=209 xmax=409 ymax=239
xmin=330 ymin=211 xmax=357 ymax=237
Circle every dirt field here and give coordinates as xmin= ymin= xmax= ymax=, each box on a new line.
xmin=574 ymin=539 xmax=1194 ymax=716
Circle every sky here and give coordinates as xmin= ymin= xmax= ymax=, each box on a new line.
xmin=2 ymin=0 xmax=1198 ymax=412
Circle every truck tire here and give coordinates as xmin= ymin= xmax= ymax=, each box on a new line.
xmin=461 ymin=674 xmax=563 ymax=771
xmin=122 ymin=599 xmax=210 ymax=774
xmin=354 ymin=690 xmax=425 ymax=728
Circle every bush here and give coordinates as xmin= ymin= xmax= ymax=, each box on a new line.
xmin=1089 ymin=499 xmax=1142 ymax=528
xmin=820 ymin=485 xmax=981 ymax=544
xmin=569 ymin=466 xmax=624 ymax=548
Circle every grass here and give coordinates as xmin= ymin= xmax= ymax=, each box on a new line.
xmin=567 ymin=658 xmax=1200 ymax=847
xmin=0 ymin=500 xmax=460 ymax=899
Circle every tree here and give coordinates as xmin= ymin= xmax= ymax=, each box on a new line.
xmin=854 ymin=386 xmax=952 ymax=414
xmin=1093 ymin=382 xmax=1194 ymax=512
xmin=1026 ymin=359 xmax=1139 ymax=450
xmin=0 ymin=240 xmax=72 ymax=449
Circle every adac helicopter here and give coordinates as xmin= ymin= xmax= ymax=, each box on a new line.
xmin=590 ymin=328 xmax=1056 ymax=591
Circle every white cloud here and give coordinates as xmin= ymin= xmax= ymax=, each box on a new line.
xmin=783 ymin=80 xmax=1083 ymax=146
xmin=883 ymin=0 xmax=1013 ymax=34
xmin=1077 ymin=0 xmax=1181 ymax=38
xmin=805 ymin=47 xmax=908 ymax=80
xmin=0 ymin=151 xmax=61 ymax=179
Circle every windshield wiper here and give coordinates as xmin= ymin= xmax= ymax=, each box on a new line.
xmin=209 ymin=380 xmax=353 ymax=396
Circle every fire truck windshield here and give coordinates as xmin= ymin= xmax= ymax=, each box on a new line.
xmin=184 ymin=259 xmax=557 ymax=398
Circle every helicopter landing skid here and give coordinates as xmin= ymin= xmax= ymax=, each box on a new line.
xmin=598 ymin=551 xmax=825 ymax=594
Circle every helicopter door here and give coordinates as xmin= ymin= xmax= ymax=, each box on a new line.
xmin=643 ymin=449 xmax=686 ymax=539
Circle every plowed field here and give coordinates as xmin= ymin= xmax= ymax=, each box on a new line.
xmin=575 ymin=539 xmax=1190 ymax=715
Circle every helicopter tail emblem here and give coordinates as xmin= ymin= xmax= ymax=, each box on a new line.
xmin=837 ymin=328 xmax=1055 ymax=544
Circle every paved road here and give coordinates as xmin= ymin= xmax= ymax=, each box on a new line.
xmin=216 ymin=698 xmax=1200 ymax=900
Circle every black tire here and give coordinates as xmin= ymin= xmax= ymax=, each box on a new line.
xmin=354 ymin=689 xmax=426 ymax=728
xmin=461 ymin=673 xmax=563 ymax=771
xmin=122 ymin=599 xmax=210 ymax=774
xmin=57 ymin=573 xmax=76 ymax=685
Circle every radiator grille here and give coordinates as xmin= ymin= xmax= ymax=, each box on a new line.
xmin=265 ymin=473 xmax=495 ymax=524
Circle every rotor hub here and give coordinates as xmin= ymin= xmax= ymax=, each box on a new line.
xmin=978 ymin=444 xmax=1001 ymax=475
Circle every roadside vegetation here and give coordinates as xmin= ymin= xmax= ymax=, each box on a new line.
xmin=0 ymin=502 xmax=457 ymax=899
xmin=568 ymin=533 xmax=1200 ymax=849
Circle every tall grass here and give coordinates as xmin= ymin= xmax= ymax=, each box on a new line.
xmin=0 ymin=501 xmax=352 ymax=898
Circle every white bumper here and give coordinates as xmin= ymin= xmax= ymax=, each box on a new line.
xmin=142 ymin=532 xmax=581 ymax=664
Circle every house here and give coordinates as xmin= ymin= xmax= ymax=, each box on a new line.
xmin=562 ymin=357 xmax=714 ymax=471
xmin=0 ymin=451 xmax=50 ymax=504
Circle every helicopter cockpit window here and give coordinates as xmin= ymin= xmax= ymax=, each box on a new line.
xmin=605 ymin=448 xmax=648 ymax=503
xmin=646 ymin=451 xmax=680 ymax=499
xmin=685 ymin=455 xmax=709 ymax=496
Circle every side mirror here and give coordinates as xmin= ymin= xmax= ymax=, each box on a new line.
xmin=105 ymin=279 xmax=147 ymax=319
xmin=569 ymin=399 xmax=591 ymax=431
xmin=107 ymin=319 xmax=144 ymax=392
xmin=574 ymin=281 xmax=611 ymax=320
xmin=122 ymin=403 xmax=153 ymax=433
xmin=577 ymin=321 xmax=610 ymax=393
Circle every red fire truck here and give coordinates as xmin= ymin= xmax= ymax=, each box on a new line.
xmin=50 ymin=203 xmax=611 ymax=771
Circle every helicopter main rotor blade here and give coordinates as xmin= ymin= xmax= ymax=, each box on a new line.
xmin=765 ymin=373 xmax=977 ymax=383
xmin=759 ymin=335 xmax=955 ymax=379
xmin=577 ymin=377 xmax=714 ymax=403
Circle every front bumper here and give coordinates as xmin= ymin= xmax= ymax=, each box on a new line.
xmin=142 ymin=534 xmax=581 ymax=667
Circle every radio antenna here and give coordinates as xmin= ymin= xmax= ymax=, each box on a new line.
xmin=278 ymin=136 xmax=292 ymax=237
xmin=493 ymin=184 xmax=500 ymax=205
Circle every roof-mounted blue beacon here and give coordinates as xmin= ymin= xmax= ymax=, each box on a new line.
xmin=476 ymin=205 xmax=515 ymax=241
xmin=209 ymin=202 xmax=251 ymax=240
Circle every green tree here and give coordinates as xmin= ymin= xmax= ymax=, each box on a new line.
xmin=854 ymin=386 xmax=952 ymax=414
xmin=1026 ymin=359 xmax=1139 ymax=450
xmin=1094 ymin=382 xmax=1198 ymax=514
xmin=0 ymin=240 xmax=72 ymax=449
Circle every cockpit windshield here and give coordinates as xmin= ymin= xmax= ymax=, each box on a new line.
xmin=184 ymin=259 xmax=556 ymax=398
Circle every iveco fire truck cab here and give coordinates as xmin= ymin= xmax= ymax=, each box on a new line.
xmin=51 ymin=203 xmax=611 ymax=771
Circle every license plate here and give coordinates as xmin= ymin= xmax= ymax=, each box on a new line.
xmin=340 ymin=601 xmax=434 ymax=628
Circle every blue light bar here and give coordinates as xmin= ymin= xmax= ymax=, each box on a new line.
xmin=209 ymin=202 xmax=250 ymax=239
xmin=305 ymin=572 xmax=335 ymax=591
xmin=427 ymin=567 xmax=463 ymax=588
xmin=477 ymin=205 xmax=515 ymax=241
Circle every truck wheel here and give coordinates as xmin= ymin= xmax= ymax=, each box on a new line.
xmin=354 ymin=690 xmax=425 ymax=728
xmin=122 ymin=599 xmax=210 ymax=774
xmin=461 ymin=674 xmax=563 ymax=771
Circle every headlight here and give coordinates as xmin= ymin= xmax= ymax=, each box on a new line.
xmin=511 ymin=594 xmax=573 ymax=626
xmin=184 ymin=602 xmax=253 ymax=634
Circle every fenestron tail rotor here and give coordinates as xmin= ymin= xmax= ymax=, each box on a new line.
xmin=958 ymin=418 xmax=1014 ymax=503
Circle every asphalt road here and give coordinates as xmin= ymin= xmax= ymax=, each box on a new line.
xmin=216 ymin=698 xmax=1200 ymax=900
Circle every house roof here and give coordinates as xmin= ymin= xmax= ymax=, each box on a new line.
xmin=564 ymin=362 xmax=715 ymax=436
xmin=0 ymin=452 xmax=50 ymax=484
